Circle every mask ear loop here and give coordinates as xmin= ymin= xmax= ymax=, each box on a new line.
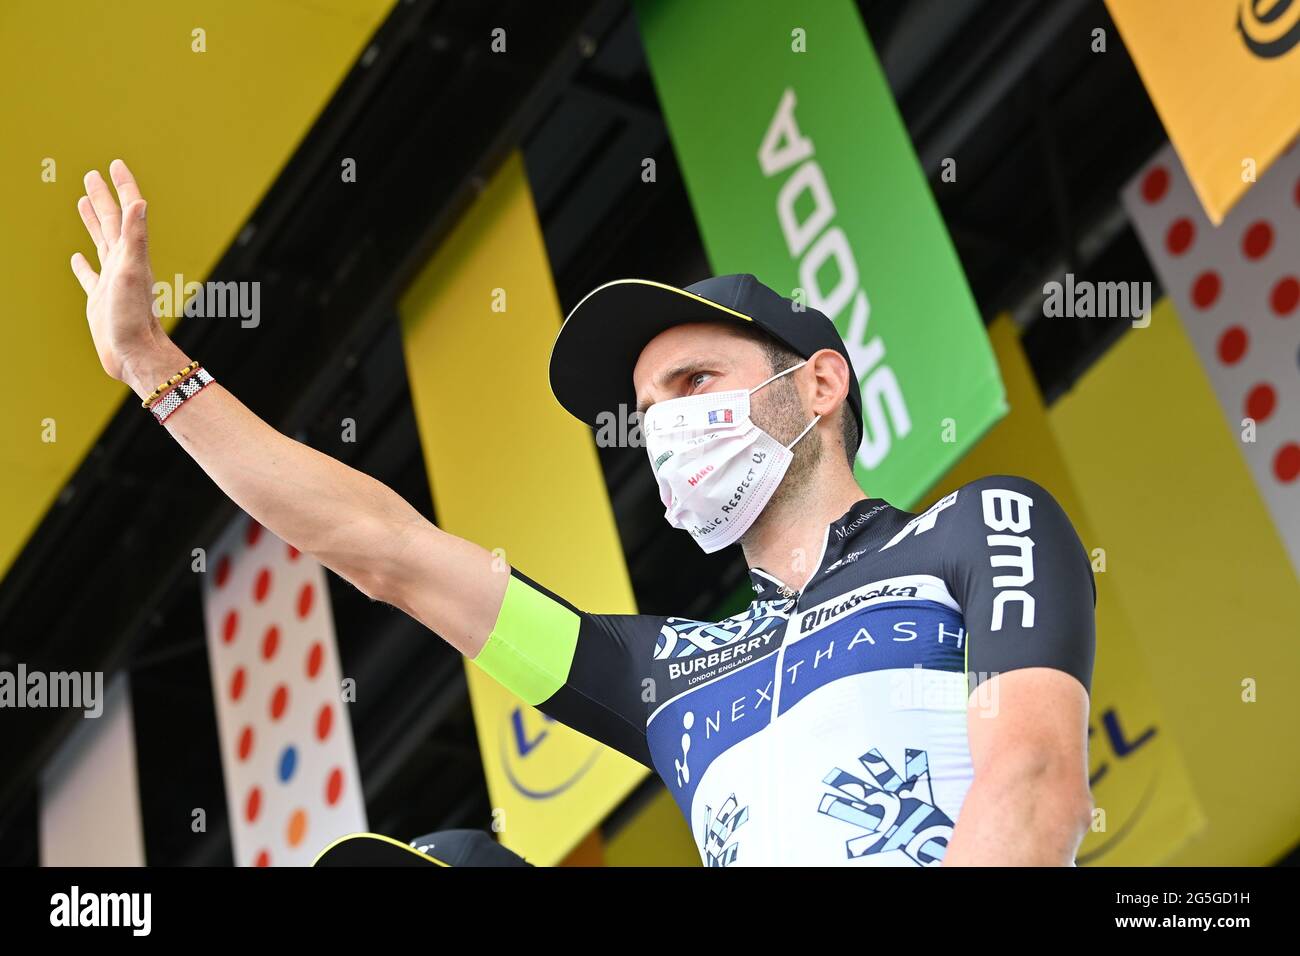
xmin=748 ymin=359 xmax=808 ymax=395
xmin=785 ymin=413 xmax=821 ymax=450
xmin=747 ymin=359 xmax=820 ymax=449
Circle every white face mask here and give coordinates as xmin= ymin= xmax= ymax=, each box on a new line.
xmin=642 ymin=362 xmax=821 ymax=554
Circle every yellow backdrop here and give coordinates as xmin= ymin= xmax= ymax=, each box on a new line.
xmin=925 ymin=317 xmax=1205 ymax=864
xmin=0 ymin=0 xmax=393 ymax=582
xmin=398 ymin=151 xmax=649 ymax=866
xmin=1052 ymin=298 xmax=1300 ymax=864
xmin=1106 ymin=0 xmax=1300 ymax=222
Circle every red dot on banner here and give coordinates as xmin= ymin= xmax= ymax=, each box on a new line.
xmin=215 ymin=555 xmax=231 ymax=588
xmin=1217 ymin=326 xmax=1248 ymax=364
xmin=306 ymin=642 xmax=324 ymax=679
xmin=1294 ymin=176 xmax=1300 ymax=207
xmin=262 ymin=625 xmax=280 ymax=662
xmin=1191 ymin=271 xmax=1221 ymax=309
xmin=297 ymin=583 xmax=315 ymax=619
xmin=254 ymin=850 xmax=270 ymax=868
xmin=1141 ymin=166 xmax=1169 ymax=203
xmin=1242 ymin=220 xmax=1273 ymax=260
xmin=1270 ymin=276 xmax=1299 ymax=315
xmin=1245 ymin=384 xmax=1277 ymax=422
xmin=245 ymin=786 xmax=262 ymax=823
xmin=230 ymin=667 xmax=246 ymax=702
xmin=246 ymin=519 xmax=263 ymax=547
xmin=287 ymin=544 xmax=301 ymax=561
xmin=1165 ymin=217 xmax=1195 ymax=256
xmin=222 ymin=610 xmax=239 ymax=645
xmin=317 ymin=703 xmax=334 ymax=742
xmin=253 ymin=567 xmax=272 ymax=603
xmin=238 ymin=725 xmax=254 ymax=761
xmin=326 ymin=768 xmax=344 ymax=806
xmin=270 ymin=684 xmax=289 ymax=721
xmin=1275 ymin=443 xmax=1300 ymax=482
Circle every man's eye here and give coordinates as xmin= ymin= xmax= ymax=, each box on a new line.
xmin=690 ymin=372 xmax=710 ymax=390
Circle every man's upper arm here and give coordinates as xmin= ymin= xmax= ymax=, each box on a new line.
xmin=469 ymin=567 xmax=660 ymax=769
xmin=941 ymin=474 xmax=1096 ymax=695
xmin=941 ymin=476 xmax=1097 ymax=852
xmin=382 ymin=514 xmax=657 ymax=767
xmin=961 ymin=667 xmax=1094 ymax=858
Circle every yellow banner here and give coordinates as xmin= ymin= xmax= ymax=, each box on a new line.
xmin=1106 ymin=0 xmax=1300 ymax=222
xmin=397 ymin=151 xmax=647 ymax=866
xmin=923 ymin=316 xmax=1205 ymax=864
xmin=605 ymin=787 xmax=702 ymax=867
xmin=1052 ymin=298 xmax=1300 ymax=865
xmin=0 ymin=0 xmax=391 ymax=584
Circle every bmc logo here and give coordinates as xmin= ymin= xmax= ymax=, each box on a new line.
xmin=981 ymin=488 xmax=1036 ymax=631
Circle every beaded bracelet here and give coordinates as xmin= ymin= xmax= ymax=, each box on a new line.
xmin=147 ymin=365 xmax=215 ymax=424
xmin=140 ymin=360 xmax=202 ymax=408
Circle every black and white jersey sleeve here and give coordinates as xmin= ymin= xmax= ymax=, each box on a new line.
xmin=468 ymin=567 xmax=662 ymax=769
xmin=939 ymin=475 xmax=1096 ymax=694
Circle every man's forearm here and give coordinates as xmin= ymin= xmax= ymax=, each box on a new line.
xmin=123 ymin=340 xmax=418 ymax=600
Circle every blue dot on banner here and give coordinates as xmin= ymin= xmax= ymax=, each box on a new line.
xmin=278 ymin=745 xmax=298 ymax=783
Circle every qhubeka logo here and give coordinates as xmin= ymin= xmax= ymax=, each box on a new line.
xmin=797 ymin=584 xmax=919 ymax=634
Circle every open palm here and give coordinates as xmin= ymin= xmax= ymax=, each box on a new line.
xmin=70 ymin=159 xmax=165 ymax=383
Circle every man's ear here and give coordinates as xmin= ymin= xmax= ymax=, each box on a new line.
xmin=807 ymin=348 xmax=851 ymax=417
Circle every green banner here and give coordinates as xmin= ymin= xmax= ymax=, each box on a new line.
xmin=635 ymin=0 xmax=1005 ymax=506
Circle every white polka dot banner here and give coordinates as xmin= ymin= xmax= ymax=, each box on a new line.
xmin=1123 ymin=141 xmax=1300 ymax=579
xmin=200 ymin=513 xmax=367 ymax=867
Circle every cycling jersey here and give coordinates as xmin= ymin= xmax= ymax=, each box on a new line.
xmin=471 ymin=474 xmax=1096 ymax=867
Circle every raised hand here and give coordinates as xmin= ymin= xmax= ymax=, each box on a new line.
xmin=71 ymin=159 xmax=170 ymax=385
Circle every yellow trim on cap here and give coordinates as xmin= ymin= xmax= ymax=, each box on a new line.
xmin=311 ymin=831 xmax=452 ymax=867
xmin=546 ymin=277 xmax=760 ymax=422
xmin=559 ymin=277 xmax=755 ymax=328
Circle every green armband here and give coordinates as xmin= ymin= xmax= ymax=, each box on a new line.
xmin=471 ymin=573 xmax=580 ymax=706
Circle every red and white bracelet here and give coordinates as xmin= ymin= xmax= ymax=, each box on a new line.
xmin=146 ymin=365 xmax=215 ymax=424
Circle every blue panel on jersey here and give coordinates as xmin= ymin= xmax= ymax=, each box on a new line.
xmin=778 ymin=602 xmax=965 ymax=715
xmin=647 ymin=654 xmax=778 ymax=820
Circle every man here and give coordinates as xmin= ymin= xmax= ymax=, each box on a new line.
xmin=71 ymin=160 xmax=1095 ymax=867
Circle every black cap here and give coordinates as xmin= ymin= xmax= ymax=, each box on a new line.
xmin=548 ymin=273 xmax=862 ymax=451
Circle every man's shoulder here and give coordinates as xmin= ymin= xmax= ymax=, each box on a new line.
xmin=950 ymin=472 xmax=1057 ymax=502
xmin=932 ymin=474 xmax=1067 ymax=529
xmin=871 ymin=474 xmax=1071 ymax=560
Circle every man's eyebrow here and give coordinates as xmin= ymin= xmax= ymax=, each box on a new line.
xmin=636 ymin=362 xmax=709 ymax=415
